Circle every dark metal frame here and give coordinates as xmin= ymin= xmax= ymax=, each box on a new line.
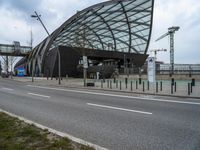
xmin=18 ymin=0 xmax=154 ymax=75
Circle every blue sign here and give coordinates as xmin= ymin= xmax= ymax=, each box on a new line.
xmin=16 ymin=68 xmax=25 ymax=77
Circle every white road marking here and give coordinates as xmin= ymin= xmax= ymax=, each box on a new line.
xmin=27 ymin=85 xmax=200 ymax=106
xmin=28 ymin=92 xmax=50 ymax=98
xmin=1 ymin=87 xmax=14 ymax=91
xmin=0 ymin=109 xmax=108 ymax=150
xmin=87 ymin=103 xmax=152 ymax=115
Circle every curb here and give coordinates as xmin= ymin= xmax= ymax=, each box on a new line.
xmin=0 ymin=109 xmax=108 ymax=150
xmin=49 ymin=84 xmax=200 ymax=100
xmin=10 ymin=78 xmax=200 ymax=99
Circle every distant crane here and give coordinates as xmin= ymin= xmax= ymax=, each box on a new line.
xmin=155 ymin=26 xmax=180 ymax=75
xmin=150 ymin=49 xmax=167 ymax=61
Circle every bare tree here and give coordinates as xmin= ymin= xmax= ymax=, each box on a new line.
xmin=1 ymin=56 xmax=18 ymax=75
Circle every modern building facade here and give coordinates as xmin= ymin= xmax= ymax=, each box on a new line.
xmin=15 ymin=0 xmax=154 ymax=78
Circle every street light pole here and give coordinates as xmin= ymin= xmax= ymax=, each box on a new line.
xmin=31 ymin=11 xmax=61 ymax=85
xmin=31 ymin=11 xmax=50 ymax=36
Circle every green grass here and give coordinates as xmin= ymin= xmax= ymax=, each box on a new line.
xmin=0 ymin=112 xmax=94 ymax=150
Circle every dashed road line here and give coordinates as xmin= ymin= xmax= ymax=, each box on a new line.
xmin=28 ymin=92 xmax=50 ymax=98
xmin=87 ymin=103 xmax=153 ymax=115
xmin=27 ymin=85 xmax=200 ymax=106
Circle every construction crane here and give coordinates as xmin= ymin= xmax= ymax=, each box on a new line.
xmin=150 ymin=49 xmax=167 ymax=61
xmin=155 ymin=26 xmax=180 ymax=75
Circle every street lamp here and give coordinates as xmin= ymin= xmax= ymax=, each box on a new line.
xmin=31 ymin=11 xmax=61 ymax=85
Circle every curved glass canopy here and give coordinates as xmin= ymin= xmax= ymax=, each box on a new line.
xmin=51 ymin=0 xmax=154 ymax=54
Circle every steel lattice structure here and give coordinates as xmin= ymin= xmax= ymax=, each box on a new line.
xmin=52 ymin=0 xmax=154 ymax=53
xmin=16 ymin=0 xmax=154 ymax=76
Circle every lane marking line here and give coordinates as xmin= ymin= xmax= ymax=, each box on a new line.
xmin=0 ymin=109 xmax=108 ymax=150
xmin=27 ymin=85 xmax=200 ymax=106
xmin=87 ymin=103 xmax=152 ymax=115
xmin=1 ymin=87 xmax=14 ymax=91
xmin=28 ymin=92 xmax=50 ymax=98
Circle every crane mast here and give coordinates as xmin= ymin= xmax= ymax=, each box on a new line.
xmin=155 ymin=26 xmax=180 ymax=75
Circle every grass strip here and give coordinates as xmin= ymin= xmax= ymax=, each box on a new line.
xmin=0 ymin=112 xmax=94 ymax=150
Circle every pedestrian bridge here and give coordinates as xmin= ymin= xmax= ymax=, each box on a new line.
xmin=0 ymin=43 xmax=31 ymax=57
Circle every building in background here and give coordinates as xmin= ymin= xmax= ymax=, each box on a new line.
xmin=15 ymin=0 xmax=155 ymax=78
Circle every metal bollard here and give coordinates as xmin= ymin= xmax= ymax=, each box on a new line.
xmin=171 ymin=83 xmax=173 ymax=94
xmin=192 ymin=78 xmax=195 ymax=86
xmin=147 ymin=81 xmax=149 ymax=91
xmin=125 ymin=78 xmax=128 ymax=89
xmin=174 ymin=82 xmax=177 ymax=92
xmin=136 ymin=81 xmax=138 ymax=89
xmin=120 ymin=81 xmax=122 ymax=90
xmin=107 ymin=80 xmax=109 ymax=88
xmin=101 ymin=80 xmax=103 ymax=88
xmin=131 ymin=81 xmax=133 ymax=91
xmin=160 ymin=81 xmax=162 ymax=91
xmin=191 ymin=83 xmax=193 ymax=93
xmin=139 ymin=78 xmax=142 ymax=85
xmin=110 ymin=80 xmax=112 ymax=89
xmin=156 ymin=82 xmax=158 ymax=93
xmin=143 ymin=81 xmax=145 ymax=92
xmin=188 ymin=83 xmax=191 ymax=95
xmin=114 ymin=78 xmax=116 ymax=83
xmin=116 ymin=80 xmax=118 ymax=88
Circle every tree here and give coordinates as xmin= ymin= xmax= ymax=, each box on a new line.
xmin=1 ymin=56 xmax=18 ymax=75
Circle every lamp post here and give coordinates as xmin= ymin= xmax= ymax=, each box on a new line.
xmin=31 ymin=11 xmax=61 ymax=85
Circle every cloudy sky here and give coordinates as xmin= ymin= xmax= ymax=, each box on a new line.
xmin=0 ymin=0 xmax=199 ymax=64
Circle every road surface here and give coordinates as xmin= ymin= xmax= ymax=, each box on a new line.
xmin=0 ymin=79 xmax=200 ymax=150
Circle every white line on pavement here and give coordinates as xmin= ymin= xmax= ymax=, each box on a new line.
xmin=1 ymin=87 xmax=14 ymax=91
xmin=28 ymin=92 xmax=50 ymax=98
xmin=87 ymin=103 xmax=152 ymax=115
xmin=0 ymin=109 xmax=108 ymax=150
xmin=27 ymin=85 xmax=200 ymax=106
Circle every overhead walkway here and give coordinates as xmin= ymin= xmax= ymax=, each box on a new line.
xmin=0 ymin=43 xmax=31 ymax=57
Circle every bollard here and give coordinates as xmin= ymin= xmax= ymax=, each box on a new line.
xmin=101 ymin=80 xmax=103 ymax=88
xmin=110 ymin=80 xmax=112 ymax=89
xmin=125 ymin=78 xmax=128 ymax=89
xmin=174 ymin=82 xmax=177 ymax=92
xmin=107 ymin=80 xmax=109 ymax=88
xmin=160 ymin=81 xmax=162 ymax=91
xmin=156 ymin=82 xmax=158 ymax=93
xmin=191 ymin=83 xmax=193 ymax=93
xmin=114 ymin=78 xmax=116 ymax=83
xmin=139 ymin=78 xmax=142 ymax=85
xmin=120 ymin=81 xmax=122 ymax=90
xmin=192 ymin=78 xmax=195 ymax=86
xmin=116 ymin=80 xmax=118 ymax=88
xmin=143 ymin=81 xmax=145 ymax=92
xmin=188 ymin=83 xmax=191 ymax=95
xmin=131 ymin=81 xmax=133 ymax=91
xmin=147 ymin=81 xmax=149 ymax=91
xmin=171 ymin=83 xmax=173 ymax=94
xmin=171 ymin=78 xmax=174 ymax=86
xmin=136 ymin=81 xmax=138 ymax=89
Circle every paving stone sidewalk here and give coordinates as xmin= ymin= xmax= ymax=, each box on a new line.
xmin=12 ymin=77 xmax=200 ymax=99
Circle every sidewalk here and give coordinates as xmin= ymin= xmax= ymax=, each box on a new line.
xmin=12 ymin=77 xmax=200 ymax=99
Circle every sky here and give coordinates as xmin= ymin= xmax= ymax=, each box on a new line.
xmin=0 ymin=0 xmax=199 ymax=64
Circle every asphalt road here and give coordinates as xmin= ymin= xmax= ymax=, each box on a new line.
xmin=0 ymin=78 xmax=200 ymax=150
